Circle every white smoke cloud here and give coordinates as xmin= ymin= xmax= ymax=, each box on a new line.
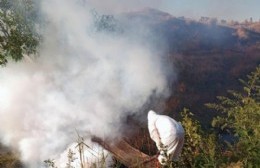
xmin=55 ymin=141 xmax=113 ymax=168
xmin=0 ymin=0 xmax=170 ymax=167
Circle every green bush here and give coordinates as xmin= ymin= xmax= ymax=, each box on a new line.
xmin=170 ymin=108 xmax=220 ymax=168
xmin=207 ymin=65 xmax=260 ymax=167
xmin=172 ymin=65 xmax=260 ymax=168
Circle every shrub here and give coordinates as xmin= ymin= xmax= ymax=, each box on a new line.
xmin=171 ymin=108 xmax=220 ymax=168
xmin=207 ymin=65 xmax=260 ymax=167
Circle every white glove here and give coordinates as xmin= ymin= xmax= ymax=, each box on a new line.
xmin=158 ymin=153 xmax=168 ymax=165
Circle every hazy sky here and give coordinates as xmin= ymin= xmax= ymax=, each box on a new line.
xmin=159 ymin=0 xmax=260 ymax=21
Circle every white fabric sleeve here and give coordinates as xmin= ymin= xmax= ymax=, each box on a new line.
xmin=148 ymin=120 xmax=161 ymax=146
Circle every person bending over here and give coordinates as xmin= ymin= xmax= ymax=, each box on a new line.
xmin=147 ymin=110 xmax=185 ymax=165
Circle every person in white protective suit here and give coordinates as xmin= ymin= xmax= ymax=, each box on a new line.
xmin=147 ymin=110 xmax=185 ymax=165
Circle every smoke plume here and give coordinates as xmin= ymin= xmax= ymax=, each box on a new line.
xmin=0 ymin=0 xmax=170 ymax=167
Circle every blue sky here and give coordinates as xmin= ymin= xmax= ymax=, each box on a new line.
xmin=159 ymin=0 xmax=260 ymax=21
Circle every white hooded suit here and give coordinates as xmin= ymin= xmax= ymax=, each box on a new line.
xmin=147 ymin=110 xmax=184 ymax=164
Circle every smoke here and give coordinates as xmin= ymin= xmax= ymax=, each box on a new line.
xmin=0 ymin=0 xmax=171 ymax=167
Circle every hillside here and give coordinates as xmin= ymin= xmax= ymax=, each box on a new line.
xmin=121 ymin=9 xmax=260 ymax=167
xmin=123 ymin=8 xmax=260 ymax=124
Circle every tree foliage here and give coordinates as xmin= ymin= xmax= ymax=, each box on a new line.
xmin=171 ymin=109 xmax=220 ymax=168
xmin=207 ymin=65 xmax=260 ymax=167
xmin=171 ymin=65 xmax=260 ymax=168
xmin=0 ymin=0 xmax=39 ymax=65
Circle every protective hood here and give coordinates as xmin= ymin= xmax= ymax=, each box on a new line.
xmin=148 ymin=110 xmax=158 ymax=124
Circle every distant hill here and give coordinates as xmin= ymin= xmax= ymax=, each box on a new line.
xmin=247 ymin=22 xmax=260 ymax=33
xmin=123 ymin=8 xmax=260 ymax=125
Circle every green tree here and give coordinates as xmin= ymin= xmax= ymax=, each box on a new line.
xmin=0 ymin=0 xmax=39 ymax=65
